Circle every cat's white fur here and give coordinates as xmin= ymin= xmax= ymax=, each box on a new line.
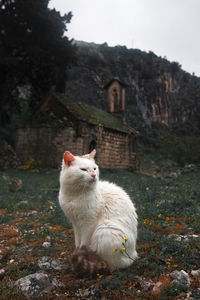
xmin=59 ymin=150 xmax=138 ymax=269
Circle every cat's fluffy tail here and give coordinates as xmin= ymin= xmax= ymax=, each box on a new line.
xmin=71 ymin=246 xmax=109 ymax=278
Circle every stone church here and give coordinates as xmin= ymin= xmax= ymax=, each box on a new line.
xmin=16 ymin=78 xmax=141 ymax=169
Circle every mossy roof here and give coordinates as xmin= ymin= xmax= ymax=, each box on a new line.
xmin=58 ymin=96 xmax=134 ymax=133
xmin=36 ymin=94 xmax=139 ymax=135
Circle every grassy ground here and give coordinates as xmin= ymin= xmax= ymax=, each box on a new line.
xmin=0 ymin=166 xmax=200 ymax=299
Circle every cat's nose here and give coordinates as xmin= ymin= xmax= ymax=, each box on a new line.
xmin=91 ymin=173 xmax=96 ymax=179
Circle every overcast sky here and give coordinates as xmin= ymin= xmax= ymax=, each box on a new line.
xmin=49 ymin=0 xmax=200 ymax=77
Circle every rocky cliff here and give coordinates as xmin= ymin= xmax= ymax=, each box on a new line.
xmin=64 ymin=41 xmax=200 ymax=136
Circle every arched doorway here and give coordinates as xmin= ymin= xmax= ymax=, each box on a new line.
xmin=89 ymin=140 xmax=97 ymax=153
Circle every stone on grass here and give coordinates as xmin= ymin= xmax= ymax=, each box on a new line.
xmin=15 ymin=272 xmax=63 ymax=298
xmin=38 ymin=257 xmax=63 ymax=271
xmin=141 ymin=278 xmax=155 ymax=291
xmin=170 ymin=270 xmax=190 ymax=287
xmin=8 ymin=178 xmax=22 ymax=192
xmin=42 ymin=241 xmax=51 ymax=248
xmin=0 ymin=268 xmax=5 ymax=277
xmin=191 ymin=269 xmax=200 ymax=277
xmin=75 ymin=284 xmax=100 ymax=299
xmin=153 ymin=281 xmax=163 ymax=292
xmin=168 ymin=234 xmax=199 ymax=242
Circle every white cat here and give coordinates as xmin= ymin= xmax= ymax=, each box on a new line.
xmin=59 ymin=149 xmax=138 ymax=270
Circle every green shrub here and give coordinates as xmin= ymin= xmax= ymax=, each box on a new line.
xmin=154 ymin=135 xmax=200 ymax=166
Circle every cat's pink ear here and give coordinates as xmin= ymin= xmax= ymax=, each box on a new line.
xmin=64 ymin=151 xmax=75 ymax=167
xmin=89 ymin=149 xmax=96 ymax=159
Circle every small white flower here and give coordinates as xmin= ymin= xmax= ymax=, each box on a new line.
xmin=0 ymin=269 xmax=5 ymax=275
xmin=42 ymin=242 xmax=51 ymax=248
xmin=9 ymin=259 xmax=14 ymax=264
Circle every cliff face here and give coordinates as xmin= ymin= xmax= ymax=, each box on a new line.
xmin=64 ymin=41 xmax=200 ymax=136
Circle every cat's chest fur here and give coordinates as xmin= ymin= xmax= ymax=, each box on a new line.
xmin=59 ymin=186 xmax=104 ymax=226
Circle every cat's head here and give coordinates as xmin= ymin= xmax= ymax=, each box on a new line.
xmin=60 ymin=149 xmax=99 ymax=190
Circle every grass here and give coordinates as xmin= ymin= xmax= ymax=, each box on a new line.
xmin=0 ymin=166 xmax=200 ymax=299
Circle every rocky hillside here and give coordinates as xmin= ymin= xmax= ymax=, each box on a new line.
xmin=64 ymin=41 xmax=200 ymax=137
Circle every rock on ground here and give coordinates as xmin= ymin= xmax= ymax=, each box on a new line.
xmin=191 ymin=269 xmax=200 ymax=277
xmin=75 ymin=284 xmax=100 ymax=299
xmin=153 ymin=281 xmax=163 ymax=292
xmin=15 ymin=271 xmax=63 ymax=298
xmin=170 ymin=270 xmax=191 ymax=287
xmin=168 ymin=234 xmax=199 ymax=242
xmin=141 ymin=278 xmax=155 ymax=291
xmin=38 ymin=256 xmax=64 ymax=271
xmin=8 ymin=178 xmax=22 ymax=192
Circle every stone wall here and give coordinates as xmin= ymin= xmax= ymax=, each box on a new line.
xmin=16 ymin=123 xmax=141 ymax=170
xmin=96 ymin=127 xmax=134 ymax=169
xmin=16 ymin=126 xmax=83 ymax=168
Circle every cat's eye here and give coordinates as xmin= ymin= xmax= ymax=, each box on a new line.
xmin=94 ymin=168 xmax=96 ymax=170
xmin=80 ymin=168 xmax=87 ymax=171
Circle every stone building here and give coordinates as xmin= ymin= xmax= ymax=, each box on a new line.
xmin=16 ymin=79 xmax=141 ymax=169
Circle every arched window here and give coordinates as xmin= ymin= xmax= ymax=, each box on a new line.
xmin=113 ymin=88 xmax=118 ymax=112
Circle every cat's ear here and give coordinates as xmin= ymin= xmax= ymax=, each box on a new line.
xmin=89 ymin=149 xmax=96 ymax=159
xmin=64 ymin=151 xmax=75 ymax=167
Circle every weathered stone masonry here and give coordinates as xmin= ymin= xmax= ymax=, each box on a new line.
xmin=17 ymin=122 xmax=141 ymax=170
xmin=16 ymin=79 xmax=141 ymax=170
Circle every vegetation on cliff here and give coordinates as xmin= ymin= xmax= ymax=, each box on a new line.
xmin=65 ymin=41 xmax=200 ymax=137
xmin=1 ymin=1 xmax=200 ymax=163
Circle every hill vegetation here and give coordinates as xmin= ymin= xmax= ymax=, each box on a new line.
xmin=1 ymin=2 xmax=200 ymax=166
xmin=65 ymin=41 xmax=200 ymax=137
xmin=63 ymin=41 xmax=200 ymax=166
